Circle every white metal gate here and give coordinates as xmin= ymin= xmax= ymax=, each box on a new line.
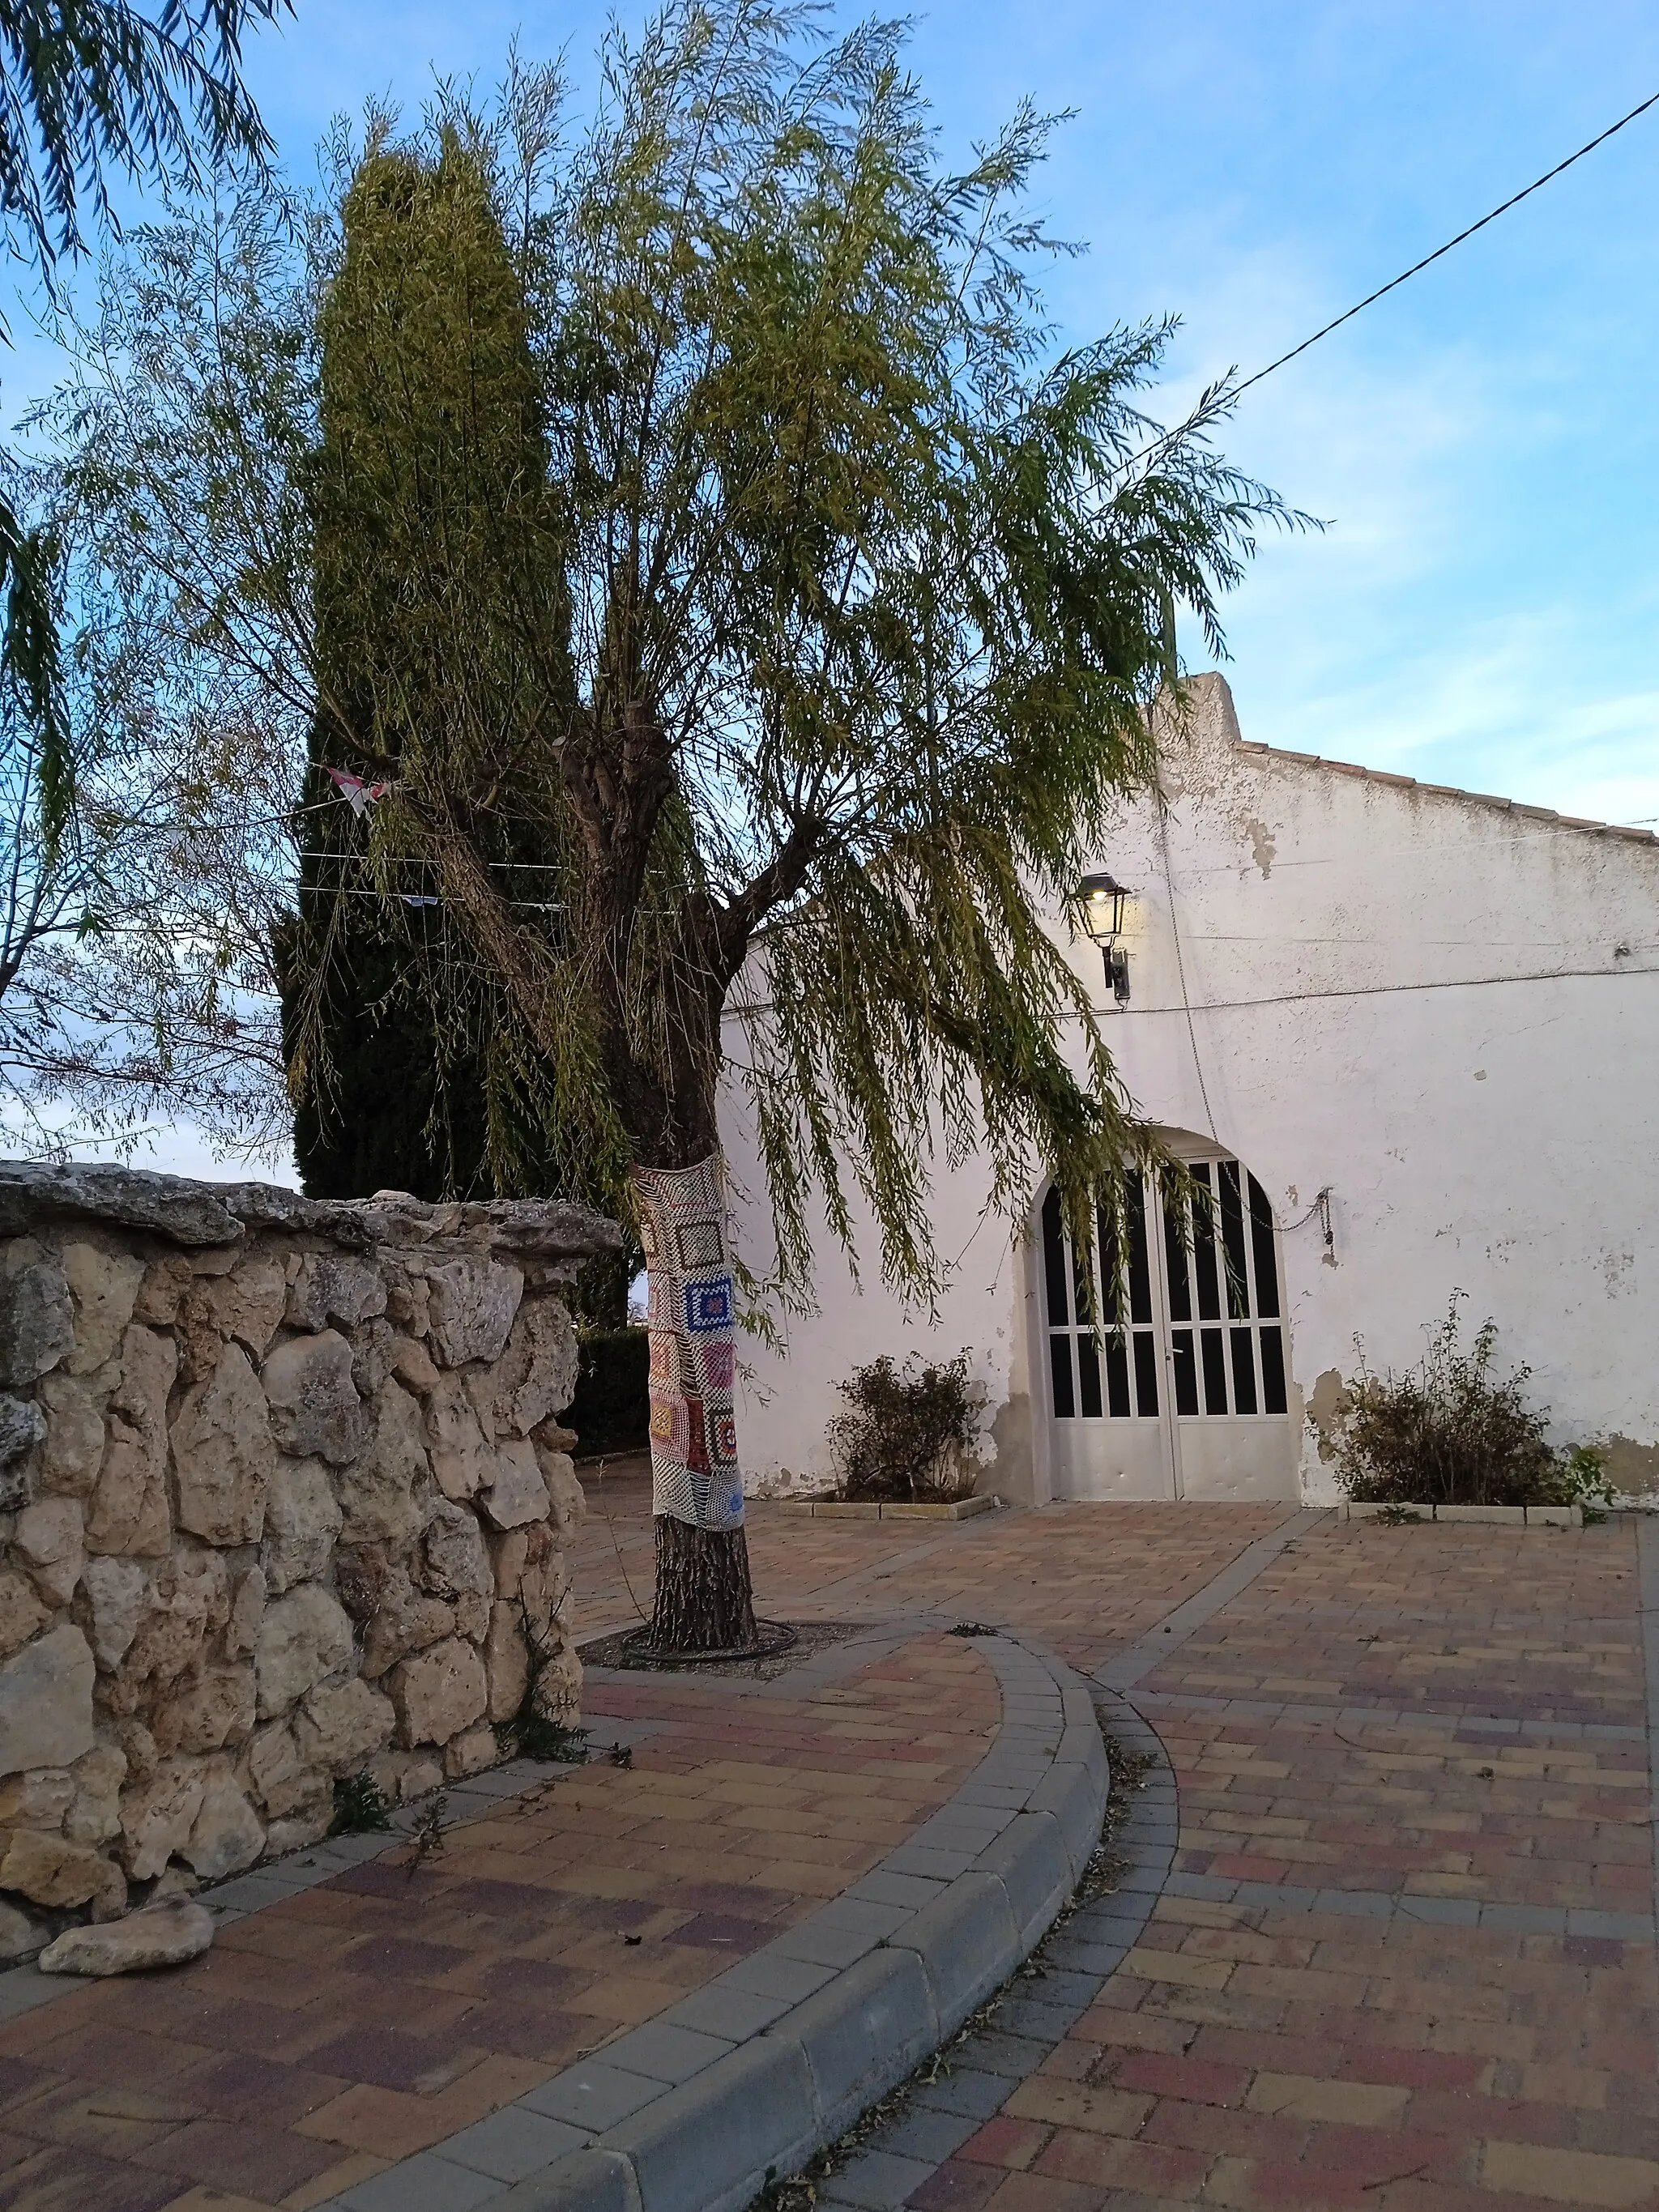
xmin=1040 ymin=1158 xmax=1299 ymax=1502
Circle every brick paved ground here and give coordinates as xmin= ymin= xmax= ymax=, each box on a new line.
xmin=0 ymin=1628 xmax=995 ymax=2212
xmin=1 ymin=1482 xmax=1654 ymax=2212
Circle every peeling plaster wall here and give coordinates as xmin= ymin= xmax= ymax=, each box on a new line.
xmin=722 ymin=675 xmax=1659 ymax=1505
xmin=0 ymin=1166 xmax=616 ymax=1941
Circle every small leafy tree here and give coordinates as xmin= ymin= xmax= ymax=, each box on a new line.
xmin=828 ymin=1352 xmax=979 ymax=1503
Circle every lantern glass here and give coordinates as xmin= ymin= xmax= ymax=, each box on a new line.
xmin=1077 ymin=871 xmax=1128 ymax=944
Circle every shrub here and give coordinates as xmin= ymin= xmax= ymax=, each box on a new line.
xmin=827 ymin=1352 xmax=981 ymax=1503
xmin=1335 ymin=1295 xmax=1610 ymax=1509
xmin=561 ymin=1327 xmax=649 ymax=1458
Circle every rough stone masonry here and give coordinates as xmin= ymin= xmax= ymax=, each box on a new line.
xmin=0 ymin=1162 xmax=617 ymax=1949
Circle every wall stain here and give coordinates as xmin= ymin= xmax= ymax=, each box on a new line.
xmin=1245 ymin=818 xmax=1277 ymax=878
xmin=1306 ymin=1368 xmax=1351 ymax=1461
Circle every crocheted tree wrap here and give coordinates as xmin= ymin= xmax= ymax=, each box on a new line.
xmin=633 ymin=1154 xmax=744 ymax=1531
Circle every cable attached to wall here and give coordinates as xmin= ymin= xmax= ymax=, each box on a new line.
xmin=1155 ymin=790 xmax=1221 ymax=1145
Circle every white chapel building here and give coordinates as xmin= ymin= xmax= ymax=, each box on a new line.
xmin=720 ymin=675 xmax=1659 ymax=1507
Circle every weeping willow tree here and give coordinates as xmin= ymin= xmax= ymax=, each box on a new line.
xmin=296 ymin=8 xmax=1298 ymax=1654
xmin=276 ymin=133 xmax=578 ymax=1204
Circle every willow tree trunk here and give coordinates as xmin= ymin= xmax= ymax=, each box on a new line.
xmin=632 ymin=1153 xmax=761 ymax=1652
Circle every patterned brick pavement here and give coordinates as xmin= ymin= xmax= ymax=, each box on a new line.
xmin=0 ymin=1627 xmax=996 ymax=2212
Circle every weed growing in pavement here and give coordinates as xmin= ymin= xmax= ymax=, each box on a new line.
xmin=331 ymin=1772 xmax=393 ymax=1835
xmin=948 ymin=1621 xmax=999 ymax=1637
xmin=403 ymin=1791 xmax=449 ymax=1880
xmin=748 ymin=1730 xmax=1154 ymax=2210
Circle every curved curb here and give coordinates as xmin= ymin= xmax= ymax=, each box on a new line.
xmin=326 ymin=1631 xmax=1107 ymax=2212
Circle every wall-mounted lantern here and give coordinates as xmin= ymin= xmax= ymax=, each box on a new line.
xmin=1077 ymin=870 xmax=1132 ymax=1005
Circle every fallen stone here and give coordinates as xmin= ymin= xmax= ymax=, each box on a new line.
xmin=171 ymin=1340 xmax=276 ymax=1545
xmin=425 ymin=1258 xmax=523 ymax=1368
xmin=261 ymin=1458 xmax=342 ymax=1593
xmin=59 ymin=1243 xmax=146 ymax=1376
xmin=0 ymin=1827 xmax=110 ymax=1907
xmin=85 ymin=1325 xmax=177 ymax=1557
xmin=261 ymin=1330 xmax=366 ymax=1466
xmin=0 ymin=1247 xmax=73 ymax=1386
xmin=390 ymin=1636 xmax=487 ymax=1748
xmin=182 ymin=1774 xmax=265 ymax=1880
xmin=335 ymin=1380 xmax=426 ymax=1545
xmin=15 ymin=1495 xmax=83 ymax=1607
xmin=39 ymin=1894 xmax=214 ymax=1975
xmin=254 ymin=1585 xmax=354 ymax=1719
xmin=478 ymin=1438 xmax=550 ymax=1532
xmin=0 ymin=1623 xmax=96 ymax=1776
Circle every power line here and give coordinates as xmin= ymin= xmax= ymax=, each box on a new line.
xmin=1230 ymin=87 xmax=1659 ymax=403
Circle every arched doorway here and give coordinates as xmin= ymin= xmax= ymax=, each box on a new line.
xmin=1038 ymin=1151 xmax=1299 ymax=1502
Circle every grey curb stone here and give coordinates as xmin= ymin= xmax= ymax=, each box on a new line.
xmin=978 ymin=1812 xmax=1070 ymax=1949
xmin=602 ymin=2034 xmax=821 ymax=2212
xmin=892 ymin=1871 xmax=1021 ymax=2025
xmin=494 ymin=2150 xmax=642 ymax=2212
xmin=783 ymin=1947 xmax=939 ymax=2139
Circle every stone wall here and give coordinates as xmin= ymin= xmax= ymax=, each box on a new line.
xmin=0 ymin=1164 xmax=617 ymax=1941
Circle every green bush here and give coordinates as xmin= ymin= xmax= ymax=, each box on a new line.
xmin=1335 ymin=1296 xmax=1611 ymax=1509
xmin=827 ymin=1352 xmax=981 ymax=1503
xmin=561 ymin=1327 xmax=649 ymax=1459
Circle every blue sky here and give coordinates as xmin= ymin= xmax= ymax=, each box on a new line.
xmin=10 ymin=1 xmax=1659 ymax=1173
xmin=198 ymin=0 xmax=1659 ymax=829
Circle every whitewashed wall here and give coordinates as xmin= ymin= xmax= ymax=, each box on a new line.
xmin=722 ymin=676 xmax=1659 ymax=1504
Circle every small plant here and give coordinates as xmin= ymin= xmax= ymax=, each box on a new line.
xmin=827 ymin=1352 xmax=980 ymax=1504
xmin=608 ymin=1741 xmax=633 ymax=1768
xmin=1335 ymin=1295 xmax=1605 ymax=1511
xmin=498 ymin=1712 xmax=591 ymax=1764
xmin=948 ymin=1622 xmax=999 ymax=1638
xmin=331 ymin=1772 xmax=393 ymax=1835
xmin=404 ymin=1791 xmax=449 ymax=1880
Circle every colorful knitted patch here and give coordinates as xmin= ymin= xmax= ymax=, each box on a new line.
xmin=632 ymin=1155 xmax=745 ymax=1532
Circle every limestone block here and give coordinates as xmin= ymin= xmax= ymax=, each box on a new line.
xmin=336 ymin=1380 xmax=427 ymax=1545
xmin=115 ymin=1719 xmax=157 ymax=1779
xmin=64 ymin=1744 xmax=126 ymax=1844
xmin=420 ymin=1501 xmax=493 ymax=1602
xmin=287 ymin=1254 xmax=386 ymax=1334
xmin=172 ymin=1342 xmax=276 ymax=1545
xmin=454 ymin=1588 xmax=489 ymax=1642
xmin=0 ymin=1901 xmax=45 ymax=1959
xmin=183 ymin=1771 xmax=264 ymax=1879
xmin=117 ymin=1756 xmax=207 ymax=1880
xmin=226 ymin=1566 xmax=265 ymax=1658
xmin=478 ymin=1438 xmax=550 ymax=1532
xmin=360 ymin=1570 xmax=454 ymax=1679
xmin=244 ymin=1721 xmax=326 ymax=1820
xmin=389 ymin=1636 xmax=487 ymax=1748
xmin=15 ymin=1496 xmax=83 ymax=1607
xmin=266 ymin=1805 xmax=332 ymax=1854
xmin=86 ymin=1325 xmax=177 ymax=1557
xmin=0 ymin=1393 xmax=45 ymax=1472
xmin=59 ymin=1243 xmax=146 ymax=1376
xmin=0 ymin=1624 xmax=95 ymax=1776
xmin=79 ymin=1555 xmax=148 ymax=1670
xmin=0 ymin=1247 xmax=73 ymax=1386
xmin=489 ymin=1297 xmax=578 ymax=1438
xmin=333 ymin=1541 xmax=391 ymax=1622
xmin=0 ymin=1767 xmax=72 ymax=1828
xmin=261 ymin=1459 xmax=342 ymax=1594
xmin=292 ymin=1677 xmax=395 ymax=1774
xmin=104 ymin=1552 xmax=226 ymax=1716
xmin=383 ymin=1267 xmax=431 ymax=1337
xmin=154 ymin=1665 xmax=255 ymax=1757
xmin=261 ymin=1330 xmax=366 ymax=1466
xmin=369 ymin=1750 xmax=442 ymax=1804
xmin=531 ymin=1636 xmax=582 ymax=1722
xmin=0 ymin=1828 xmax=110 ymax=1906
xmin=426 ymin=1375 xmax=491 ymax=1502
xmin=207 ymin=1252 xmax=288 ymax=1359
xmin=425 ymin=1259 xmax=523 ymax=1368
xmin=443 ymin=1724 xmax=497 ymax=1780
xmin=535 ymin=1444 xmax=586 ymax=1540
xmin=349 ymin=1317 xmax=396 ymax=1402
xmin=37 ymin=1373 xmax=105 ymax=1498
xmin=0 ymin=1572 xmax=46 ymax=1660
xmin=41 ymin=1894 xmax=213 ymax=1976
xmin=392 ymin=1336 xmax=440 ymax=1397
xmin=254 ymin=1585 xmax=354 ymax=1720
xmin=484 ymin=1601 xmax=530 ymax=1724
